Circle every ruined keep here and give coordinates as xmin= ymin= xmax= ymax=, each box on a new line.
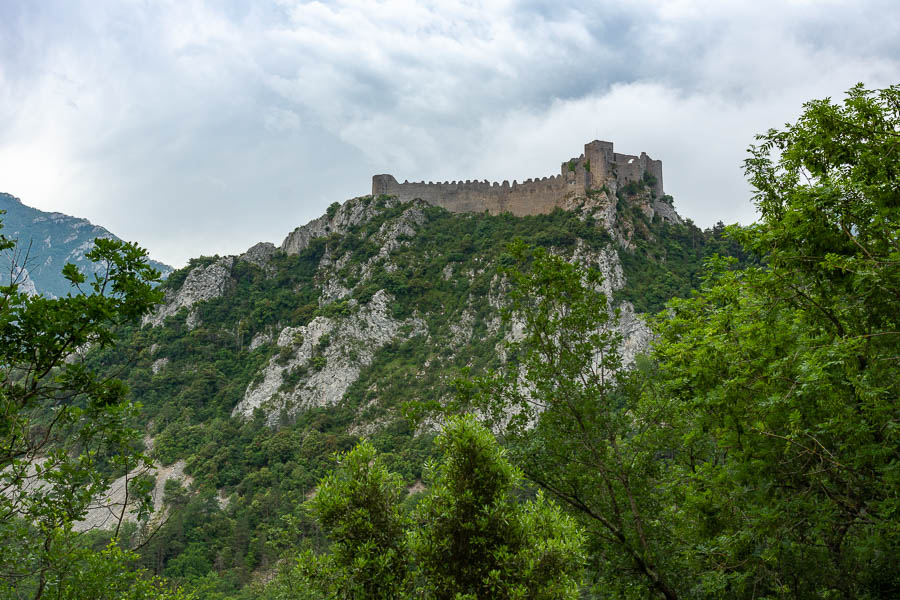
xmin=372 ymin=140 xmax=664 ymax=217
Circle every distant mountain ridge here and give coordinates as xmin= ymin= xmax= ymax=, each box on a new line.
xmin=0 ymin=192 xmax=173 ymax=298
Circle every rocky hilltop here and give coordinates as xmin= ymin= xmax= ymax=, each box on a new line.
xmin=0 ymin=192 xmax=173 ymax=297
xmin=373 ymin=139 xmax=679 ymax=221
xmin=138 ymin=189 xmax=656 ymax=426
xmin=84 ymin=179 xmax=744 ymax=583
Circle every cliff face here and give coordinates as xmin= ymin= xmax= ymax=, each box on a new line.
xmin=232 ymin=289 xmax=427 ymax=421
xmin=142 ymin=257 xmax=234 ymax=328
xmin=250 ymin=197 xmax=648 ymax=422
xmin=133 ymin=167 xmax=706 ymax=431
xmin=373 ymin=140 xmax=673 ymax=220
xmin=131 ymin=190 xmax=676 ymax=427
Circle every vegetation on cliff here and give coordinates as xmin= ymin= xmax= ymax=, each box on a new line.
xmin=6 ymin=84 xmax=896 ymax=599
xmin=70 ymin=191 xmax=742 ymax=596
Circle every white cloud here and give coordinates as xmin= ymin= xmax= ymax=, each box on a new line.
xmin=0 ymin=0 xmax=898 ymax=266
xmin=263 ymin=107 xmax=301 ymax=132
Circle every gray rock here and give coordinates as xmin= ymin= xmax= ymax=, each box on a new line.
xmin=248 ymin=332 xmax=272 ymax=351
xmin=319 ymin=279 xmax=351 ymax=305
xmin=280 ymin=196 xmax=407 ymax=255
xmin=651 ymin=197 xmax=682 ymax=224
xmin=143 ymin=257 xmax=234 ymax=327
xmin=73 ymin=460 xmax=192 ymax=533
xmin=375 ymin=204 xmax=426 ymax=259
xmin=232 ymin=289 xmax=425 ymax=422
xmin=617 ymin=301 xmax=652 ymax=368
xmin=239 ymin=242 xmax=277 ymax=267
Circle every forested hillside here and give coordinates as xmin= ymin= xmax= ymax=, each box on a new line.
xmin=76 ymin=180 xmax=744 ymax=596
xmin=2 ymin=85 xmax=896 ymax=600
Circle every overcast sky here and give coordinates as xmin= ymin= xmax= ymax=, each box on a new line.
xmin=1 ymin=0 xmax=898 ymax=267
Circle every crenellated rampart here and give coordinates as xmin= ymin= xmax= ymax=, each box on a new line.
xmin=372 ymin=174 xmax=570 ymax=216
xmin=372 ymin=140 xmax=664 ymax=217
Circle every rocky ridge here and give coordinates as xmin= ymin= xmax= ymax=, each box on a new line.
xmin=139 ymin=191 xmax=658 ymax=428
xmin=143 ymin=256 xmax=234 ymax=328
xmin=66 ymin=171 xmax=742 ymax=577
xmin=0 ymin=192 xmax=173 ymax=297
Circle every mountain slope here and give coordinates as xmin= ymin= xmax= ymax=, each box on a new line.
xmin=0 ymin=192 xmax=173 ymax=297
xmin=80 ymin=185 xmax=747 ymax=592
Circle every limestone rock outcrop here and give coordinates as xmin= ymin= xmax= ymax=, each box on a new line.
xmin=232 ymin=289 xmax=425 ymax=422
xmin=239 ymin=241 xmax=277 ymax=267
xmin=281 ymin=196 xmax=405 ymax=256
xmin=143 ymin=257 xmax=234 ymax=327
xmin=74 ymin=460 xmax=191 ymax=533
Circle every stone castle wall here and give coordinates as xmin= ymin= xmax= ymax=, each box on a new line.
xmin=372 ymin=174 xmax=571 ymax=216
xmin=372 ymin=140 xmax=664 ymax=217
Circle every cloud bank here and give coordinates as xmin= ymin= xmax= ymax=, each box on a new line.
xmin=1 ymin=0 xmax=898 ymax=265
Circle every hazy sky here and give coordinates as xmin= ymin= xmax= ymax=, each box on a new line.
xmin=1 ymin=0 xmax=898 ymax=267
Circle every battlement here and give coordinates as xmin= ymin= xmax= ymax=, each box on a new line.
xmin=372 ymin=140 xmax=664 ymax=217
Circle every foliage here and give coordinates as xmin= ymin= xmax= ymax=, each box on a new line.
xmin=461 ymin=84 xmax=900 ymax=597
xmin=616 ymin=216 xmax=754 ymax=314
xmin=36 ymin=542 xmax=193 ymax=600
xmin=646 ymin=83 xmax=900 ymax=597
xmin=264 ymin=416 xmax=583 ymax=600
xmin=410 ymin=415 xmax=584 ymax=600
xmin=298 ymin=441 xmax=409 ymax=599
xmin=462 ymin=242 xmax=681 ymax=599
xmin=0 ymin=217 xmax=167 ymax=598
xmin=620 ymin=180 xmax=644 ymax=197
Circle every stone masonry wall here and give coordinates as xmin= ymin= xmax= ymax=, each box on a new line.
xmin=372 ymin=174 xmax=571 ymax=216
xmin=373 ymin=140 xmax=664 ymax=216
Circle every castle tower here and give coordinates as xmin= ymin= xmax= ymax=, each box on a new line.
xmin=584 ymin=140 xmax=615 ymax=186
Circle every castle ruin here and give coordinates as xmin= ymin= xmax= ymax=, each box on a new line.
xmin=372 ymin=140 xmax=664 ymax=217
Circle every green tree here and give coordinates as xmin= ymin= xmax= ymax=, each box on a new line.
xmin=294 ymin=441 xmax=409 ymax=600
xmin=43 ymin=543 xmax=192 ymax=600
xmin=410 ymin=415 xmax=584 ymax=600
xmin=463 ymin=84 xmax=900 ymax=599
xmin=0 ymin=217 xmax=164 ymax=598
xmin=265 ymin=417 xmax=582 ymax=600
xmin=648 ymin=84 xmax=900 ymax=597
xmin=465 ymin=242 xmax=682 ymax=599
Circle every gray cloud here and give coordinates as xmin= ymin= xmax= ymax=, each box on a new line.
xmin=0 ymin=0 xmax=898 ymax=266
